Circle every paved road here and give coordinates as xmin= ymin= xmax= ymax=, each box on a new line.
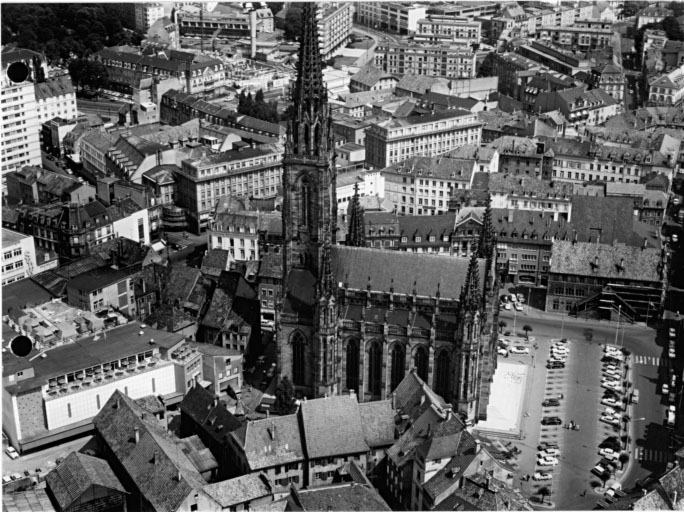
xmin=352 ymin=23 xmax=401 ymax=44
xmin=2 ymin=435 xmax=94 ymax=479
xmin=499 ymin=308 xmax=674 ymax=493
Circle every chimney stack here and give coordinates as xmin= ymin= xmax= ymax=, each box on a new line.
xmin=177 ymin=469 xmax=182 ymax=482
xmin=153 ymin=450 xmax=160 ymax=465
xmin=134 ymin=427 xmax=140 ymax=444
xmin=213 ymin=397 xmax=219 ymax=408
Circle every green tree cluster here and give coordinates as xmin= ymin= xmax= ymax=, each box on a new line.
xmin=273 ymin=376 xmax=297 ymax=415
xmin=68 ymin=58 xmax=109 ymax=92
xmin=284 ymin=4 xmax=304 ymax=41
xmin=1 ymin=4 xmax=142 ymax=64
xmin=238 ymin=89 xmax=280 ymax=124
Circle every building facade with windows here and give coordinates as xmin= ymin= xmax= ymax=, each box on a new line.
xmin=355 ymin=3 xmax=427 ymax=34
xmin=1 ymin=228 xmax=37 ymax=286
xmin=373 ymin=42 xmax=477 ymax=79
xmin=34 ymin=76 xmax=77 ymax=124
xmin=535 ymin=25 xmax=614 ymax=51
xmin=365 ymin=110 xmax=482 ymax=169
xmin=175 ymin=144 xmax=283 ymax=232
xmin=318 ymin=3 xmax=355 ymax=61
xmin=414 ymin=16 xmax=481 ymax=47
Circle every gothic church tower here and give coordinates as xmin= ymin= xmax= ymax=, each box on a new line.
xmin=277 ymin=3 xmax=338 ymax=398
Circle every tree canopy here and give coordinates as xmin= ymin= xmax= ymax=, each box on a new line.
xmin=273 ymin=376 xmax=297 ymax=415
xmin=1 ymin=4 xmax=142 ymax=64
xmin=284 ymin=5 xmax=304 ymax=41
xmin=238 ymin=89 xmax=280 ymax=124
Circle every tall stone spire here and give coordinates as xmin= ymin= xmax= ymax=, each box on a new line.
xmin=346 ymin=182 xmax=366 ymax=247
xmin=287 ymin=2 xmax=332 ymax=158
xmin=477 ymin=194 xmax=494 ymax=260
xmin=460 ymin=252 xmax=481 ymax=313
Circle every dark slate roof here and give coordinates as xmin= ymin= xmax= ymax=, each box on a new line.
xmin=570 ymin=195 xmax=646 ymax=247
xmin=93 ymin=391 xmax=209 ymax=512
xmin=231 ymin=414 xmax=305 ymax=471
xmin=203 ymin=473 xmax=273 ymax=507
xmin=392 ymin=369 xmax=446 ymax=423
xmin=398 ymin=214 xmax=455 ymax=243
xmin=290 ymin=484 xmax=392 ymax=511
xmin=299 ymin=395 xmax=370 ymax=459
xmin=350 ymin=66 xmax=397 ymax=87
xmin=66 ymin=267 xmax=131 ymax=294
xmin=257 ymin=252 xmax=282 ymax=280
xmin=180 ymin=385 xmax=243 ymax=443
xmin=488 ymin=173 xmax=573 ymax=197
xmin=178 ymin=435 xmax=219 ymax=474
xmin=550 ymin=240 xmax=661 ymax=282
xmin=331 ymin=246 xmax=485 ymax=301
xmin=358 ymin=400 xmax=395 ymax=448
xmin=45 ymin=452 xmax=126 ymax=510
xmin=201 ymin=249 xmax=230 ymax=277
xmin=1 ymin=278 xmax=56 ymax=316
xmin=2 ymin=488 xmax=56 ymax=512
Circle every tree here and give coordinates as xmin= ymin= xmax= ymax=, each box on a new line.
xmin=662 ymin=16 xmax=684 ymax=41
xmin=537 ymin=486 xmax=552 ymax=504
xmin=268 ymin=2 xmax=285 ymax=16
xmin=619 ymin=453 xmax=630 ymax=470
xmin=599 ymin=472 xmax=611 ymax=489
xmin=522 ymin=324 xmax=533 ymax=340
xmin=273 ymin=376 xmax=297 ymax=415
xmin=498 ymin=320 xmax=507 ymax=333
xmin=669 ymin=1 xmax=684 ymax=17
xmin=284 ymin=5 xmax=304 ymax=41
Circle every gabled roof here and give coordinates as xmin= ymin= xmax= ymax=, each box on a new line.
xmin=34 ymin=75 xmax=75 ymax=101
xmin=201 ymin=249 xmax=230 ymax=277
xmin=299 ymin=395 xmax=369 ymax=459
xmin=180 ymin=385 xmax=243 ymax=444
xmin=331 ymin=247 xmax=485 ymax=301
xmin=231 ymin=414 xmax=305 ymax=470
xmin=93 ymin=391 xmax=211 ymax=512
xmin=2 ymin=489 xmax=56 ymax=512
xmin=45 ymin=452 xmax=126 ymax=510
xmin=203 ymin=473 xmax=273 ymax=508
xmin=358 ymin=400 xmax=395 ymax=448
xmin=350 ymin=66 xmax=397 ymax=87
xmin=289 ymin=483 xmax=392 ymax=511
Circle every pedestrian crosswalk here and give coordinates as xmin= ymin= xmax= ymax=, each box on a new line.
xmin=633 ymin=355 xmax=672 ymax=368
xmin=636 ymin=447 xmax=675 ymax=463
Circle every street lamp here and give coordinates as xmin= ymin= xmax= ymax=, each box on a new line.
xmin=614 ymin=305 xmax=621 ymax=347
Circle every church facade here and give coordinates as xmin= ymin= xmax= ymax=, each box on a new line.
xmin=275 ymin=3 xmax=500 ymax=422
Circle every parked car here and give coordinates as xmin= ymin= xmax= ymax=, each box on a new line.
xmin=592 ymin=464 xmax=611 ymax=477
xmin=497 ymin=347 xmax=509 ymax=357
xmin=670 ymin=327 xmax=677 ymax=339
xmin=541 ymin=416 xmax=562 ymax=426
xmin=602 ymin=381 xmax=622 ymax=391
xmin=533 ymin=471 xmax=553 ymax=481
xmin=547 ymin=361 xmax=566 ymax=369
xmin=599 ymin=448 xmax=619 ymax=461
xmin=514 ymin=302 xmax=523 ymax=312
xmin=2 ymin=475 xmax=11 ymax=484
xmin=499 ymin=338 xmax=511 ymax=346
xmin=538 ymin=442 xmax=560 ymax=451
xmin=663 ymin=383 xmax=670 ymax=395
xmin=668 ymin=346 xmax=676 ymax=359
xmin=5 ymin=446 xmax=18 ymax=460
xmin=510 ymin=346 xmax=529 ymax=355
xmin=672 ymin=233 xmax=679 ymax=243
xmin=601 ymin=397 xmax=622 ymax=409
xmin=537 ymin=455 xmax=559 ymax=466
xmin=552 ymin=345 xmax=569 ymax=354
xmin=503 ymin=302 xmax=512 ymax=310
xmin=542 ymin=398 xmax=561 ymax=407
xmin=517 ymin=293 xmax=525 ymax=303
xmin=600 ymin=415 xmax=620 ymax=426
xmin=539 ymin=448 xmax=561 ymax=457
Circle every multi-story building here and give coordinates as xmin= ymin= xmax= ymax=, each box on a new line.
xmin=636 ymin=5 xmax=672 ymax=30
xmin=486 ymin=136 xmax=546 ymax=178
xmin=105 ymin=134 xmax=176 ymax=183
xmin=543 ymin=137 xmax=677 ymax=184
xmin=535 ymin=25 xmax=614 ymax=51
xmin=349 ymin=67 xmax=399 ymax=93
xmin=480 ymin=52 xmax=544 ymax=99
xmin=545 ymin=240 xmax=666 ymax=322
xmin=1 ymin=228 xmax=38 ymax=286
xmin=381 ymin=156 xmax=476 ymax=215
xmin=135 ymin=2 xmax=165 ymax=32
xmin=0 ymin=47 xmax=43 ymax=194
xmin=590 ymin=63 xmax=625 ymax=104
xmin=207 ymin=210 xmax=281 ymax=263
xmin=175 ymin=144 xmax=283 ymax=232
xmin=34 ymin=76 xmax=77 ymax=124
xmin=317 ymin=3 xmax=355 ymax=61
xmin=80 ymin=131 xmax=117 ymax=178
xmin=516 ymin=41 xmax=594 ymax=77
xmin=535 ymin=86 xmax=620 ymax=128
xmin=374 ymin=42 xmax=476 ymax=79
xmin=40 ymin=117 xmax=77 ymax=157
xmin=2 ymin=322 xmax=193 ymax=453
xmin=176 ymin=5 xmax=274 ymax=39
xmin=95 ymin=47 xmax=226 ymax=98
xmin=355 ymin=3 xmax=427 ymax=34
xmin=365 ymin=110 xmax=482 ymax=169
xmin=649 ymin=63 xmax=684 ymax=106
xmin=413 ymin=16 xmax=481 ymax=47
xmin=488 ymin=172 xmax=573 ymax=220
xmin=187 ymin=343 xmax=243 ymax=397
xmin=66 ymin=267 xmax=137 ymax=316
xmin=6 ymin=166 xmax=96 ymax=206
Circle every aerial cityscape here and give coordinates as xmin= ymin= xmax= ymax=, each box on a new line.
xmin=1 ymin=1 xmax=683 ymax=510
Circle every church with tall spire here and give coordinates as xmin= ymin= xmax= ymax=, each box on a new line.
xmin=275 ymin=3 xmax=500 ymax=422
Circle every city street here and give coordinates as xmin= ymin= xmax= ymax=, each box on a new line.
xmin=497 ymin=305 xmax=675 ymax=505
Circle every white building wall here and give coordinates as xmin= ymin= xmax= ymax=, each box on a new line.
xmin=36 ymin=91 xmax=78 ymax=124
xmin=1 ymin=233 xmax=38 ymax=285
xmin=1 ymin=80 xmax=42 ymax=194
xmin=113 ymin=208 xmax=151 ymax=245
xmin=44 ymin=364 xmax=176 ymax=430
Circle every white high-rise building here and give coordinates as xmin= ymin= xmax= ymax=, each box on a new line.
xmin=1 ymin=47 xmax=43 ymax=196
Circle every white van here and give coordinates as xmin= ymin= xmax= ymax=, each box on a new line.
xmin=631 ymin=389 xmax=640 ymax=404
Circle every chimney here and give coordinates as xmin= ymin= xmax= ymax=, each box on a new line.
xmin=392 ymin=392 xmax=396 ymax=410
xmin=177 ymin=469 xmax=182 ymax=482
xmin=153 ymin=450 xmax=160 ymax=464
xmin=266 ymin=409 xmax=270 ymax=418
xmin=269 ymin=421 xmax=276 ymax=440
xmin=134 ymin=427 xmax=140 ymax=444
xmin=427 ymin=424 xmax=432 ymax=437
xmin=508 ymin=210 xmax=513 ymax=223
xmin=213 ymin=397 xmax=219 ymax=408
xmin=115 ymin=397 xmax=120 ymax=409
xmin=475 ymin=439 xmax=481 ymax=453
xmin=642 ymin=237 xmax=648 ymax=250
xmin=596 ymin=233 xmax=600 ymax=244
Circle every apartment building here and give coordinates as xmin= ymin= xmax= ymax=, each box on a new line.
xmin=516 ymin=42 xmax=593 ymax=77
xmin=1 ymin=48 xmax=43 ymax=194
xmin=175 ymin=144 xmax=283 ymax=232
xmin=81 ymin=131 xmax=117 ymax=177
xmin=355 ymin=3 xmax=427 ymax=34
xmin=381 ymin=155 xmax=476 ymax=215
xmin=135 ymin=3 xmax=165 ymax=32
xmin=207 ymin=210 xmax=281 ymax=263
xmin=590 ymin=63 xmax=625 ymax=104
xmin=480 ymin=52 xmax=544 ymax=99
xmin=1 ymin=228 xmax=38 ymax=286
xmin=66 ymin=267 xmax=137 ymax=316
xmin=636 ymin=5 xmax=672 ymax=30
xmin=535 ymin=87 xmax=620 ymax=128
xmin=374 ymin=41 xmax=476 ymax=79
xmin=365 ymin=110 xmax=482 ymax=169
xmin=543 ymin=138 xmax=677 ymax=184
xmin=488 ymin=172 xmax=573 ymax=220
xmin=317 ymin=3 xmax=355 ymax=61
xmin=649 ymin=63 xmax=684 ymax=106
xmin=535 ymin=25 xmax=614 ymax=51
xmin=413 ymin=16 xmax=481 ymax=47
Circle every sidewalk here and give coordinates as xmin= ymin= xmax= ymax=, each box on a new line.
xmin=514 ymin=304 xmax=653 ymax=331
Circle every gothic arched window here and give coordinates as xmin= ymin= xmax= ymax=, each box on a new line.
xmin=434 ymin=350 xmax=451 ymax=399
xmin=368 ymin=340 xmax=382 ymax=396
xmin=414 ymin=345 xmax=429 ymax=382
xmin=390 ymin=343 xmax=405 ymax=392
xmin=346 ymin=337 xmax=360 ymax=392
xmin=300 ymin=178 xmax=311 ymax=227
xmin=291 ymin=331 xmax=306 ymax=386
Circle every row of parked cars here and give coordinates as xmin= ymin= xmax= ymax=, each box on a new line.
xmin=500 ymin=293 xmax=524 ymax=311
xmin=592 ymin=346 xmax=629 ymax=485
xmin=497 ymin=337 xmax=530 ymax=358
xmin=546 ymin=339 xmax=568 ymax=370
